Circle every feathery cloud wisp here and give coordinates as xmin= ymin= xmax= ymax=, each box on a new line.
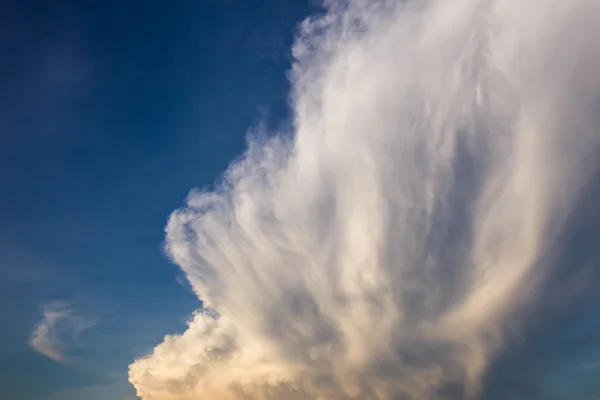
xmin=30 ymin=302 xmax=95 ymax=363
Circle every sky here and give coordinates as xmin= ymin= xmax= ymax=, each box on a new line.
xmin=0 ymin=1 xmax=314 ymax=399
xmin=2 ymin=1 xmax=600 ymax=400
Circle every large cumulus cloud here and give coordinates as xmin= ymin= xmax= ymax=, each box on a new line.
xmin=129 ymin=0 xmax=600 ymax=399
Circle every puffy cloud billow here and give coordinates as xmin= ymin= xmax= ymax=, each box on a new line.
xmin=129 ymin=0 xmax=600 ymax=399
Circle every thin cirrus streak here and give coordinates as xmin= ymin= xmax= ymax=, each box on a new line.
xmin=128 ymin=0 xmax=600 ymax=399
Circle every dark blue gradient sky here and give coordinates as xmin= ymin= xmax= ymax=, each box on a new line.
xmin=0 ymin=1 xmax=313 ymax=398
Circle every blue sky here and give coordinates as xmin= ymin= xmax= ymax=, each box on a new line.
xmin=2 ymin=1 xmax=600 ymax=400
xmin=0 ymin=1 xmax=314 ymax=398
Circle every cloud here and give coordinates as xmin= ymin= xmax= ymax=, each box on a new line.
xmin=129 ymin=0 xmax=600 ymax=399
xmin=30 ymin=302 xmax=96 ymax=363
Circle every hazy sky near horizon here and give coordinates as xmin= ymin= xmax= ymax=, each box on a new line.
xmin=2 ymin=1 xmax=600 ymax=400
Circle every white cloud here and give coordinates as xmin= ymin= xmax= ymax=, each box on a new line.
xmin=30 ymin=302 xmax=96 ymax=363
xmin=129 ymin=0 xmax=600 ymax=399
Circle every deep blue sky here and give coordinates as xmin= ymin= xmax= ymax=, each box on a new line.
xmin=0 ymin=1 xmax=315 ymax=398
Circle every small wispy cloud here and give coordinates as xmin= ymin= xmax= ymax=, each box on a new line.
xmin=29 ymin=301 xmax=96 ymax=363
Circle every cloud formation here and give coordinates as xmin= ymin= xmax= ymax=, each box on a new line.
xmin=30 ymin=302 xmax=95 ymax=363
xmin=129 ymin=0 xmax=600 ymax=399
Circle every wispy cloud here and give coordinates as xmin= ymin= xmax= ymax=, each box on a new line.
xmin=29 ymin=302 xmax=96 ymax=363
